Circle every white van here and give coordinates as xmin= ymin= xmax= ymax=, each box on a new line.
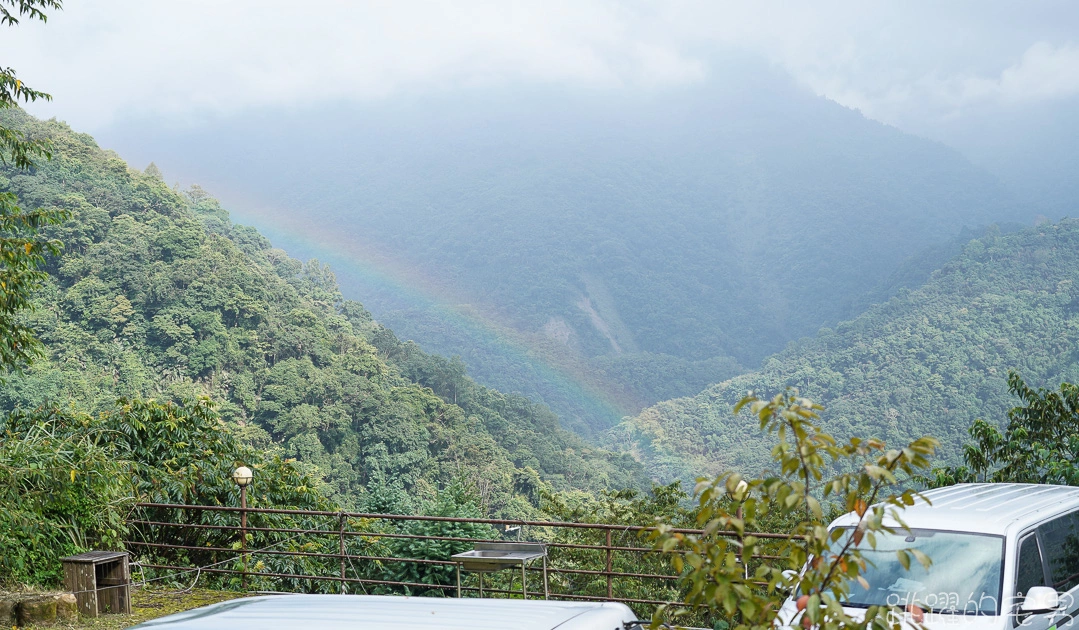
xmin=127 ymin=593 xmax=639 ymax=630
xmin=779 ymin=483 xmax=1079 ymax=630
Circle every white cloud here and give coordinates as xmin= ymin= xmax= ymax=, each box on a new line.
xmin=799 ymin=41 xmax=1079 ymax=129
xmin=0 ymin=0 xmax=707 ymax=128
xmin=0 ymin=0 xmax=1076 ymax=134
xmin=964 ymin=42 xmax=1079 ymax=104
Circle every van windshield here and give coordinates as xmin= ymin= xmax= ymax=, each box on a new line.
xmin=832 ymin=528 xmax=1004 ymax=615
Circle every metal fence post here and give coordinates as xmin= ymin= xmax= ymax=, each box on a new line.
xmin=543 ymin=556 xmax=549 ymax=600
xmin=339 ymin=512 xmax=347 ymax=594
xmin=240 ymin=485 xmax=248 ymax=591
xmin=605 ymin=528 xmax=613 ymax=600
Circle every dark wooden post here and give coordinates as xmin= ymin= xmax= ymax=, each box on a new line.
xmin=605 ymin=528 xmax=613 ymax=600
xmin=339 ymin=512 xmax=347 ymax=594
xmin=240 ymin=484 xmax=248 ymax=590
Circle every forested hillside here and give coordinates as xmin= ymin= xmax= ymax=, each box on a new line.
xmin=608 ymin=221 xmax=1079 ymax=483
xmin=116 ymin=64 xmax=1027 ymax=431
xmin=0 ymin=109 xmax=647 ymax=513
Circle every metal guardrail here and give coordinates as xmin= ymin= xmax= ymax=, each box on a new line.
xmin=124 ymin=502 xmax=792 ymax=613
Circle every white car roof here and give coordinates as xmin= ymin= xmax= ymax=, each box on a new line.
xmin=127 ymin=594 xmax=639 ymax=630
xmin=831 ymin=483 xmax=1079 ymax=536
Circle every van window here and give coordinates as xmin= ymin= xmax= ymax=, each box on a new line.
xmin=1015 ymin=534 xmax=1046 ymax=596
xmin=1038 ymin=511 xmax=1079 ymax=592
xmin=829 ymin=528 xmax=1003 ymax=615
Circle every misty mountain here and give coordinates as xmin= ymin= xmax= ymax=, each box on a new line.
xmin=0 ymin=109 xmax=647 ymax=511
xmin=96 ymin=62 xmax=1030 ymax=433
xmin=608 ymin=220 xmax=1079 ymax=483
xmin=938 ymin=95 xmax=1079 ymax=220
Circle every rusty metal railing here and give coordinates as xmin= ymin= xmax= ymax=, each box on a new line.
xmin=124 ymin=502 xmax=792 ymax=615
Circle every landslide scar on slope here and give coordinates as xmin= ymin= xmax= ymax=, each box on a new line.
xmin=576 ymin=273 xmax=639 ymax=355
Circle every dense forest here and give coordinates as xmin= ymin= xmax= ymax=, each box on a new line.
xmin=608 ymin=220 xmax=1079 ymax=483
xmin=119 ymin=64 xmax=1029 ymax=432
xmin=0 ymin=108 xmax=648 ymax=514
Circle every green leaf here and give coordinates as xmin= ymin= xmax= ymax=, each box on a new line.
xmin=897 ymin=549 xmax=911 ymax=571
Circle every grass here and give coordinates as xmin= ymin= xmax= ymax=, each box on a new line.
xmin=26 ymin=587 xmax=245 ymax=629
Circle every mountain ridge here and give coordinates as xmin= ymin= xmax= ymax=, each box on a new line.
xmin=96 ymin=66 xmax=1030 ymax=431
xmin=607 ymin=220 xmax=1079 ymax=483
xmin=0 ymin=108 xmax=648 ymax=514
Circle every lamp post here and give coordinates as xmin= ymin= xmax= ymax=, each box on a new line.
xmin=232 ymin=466 xmax=253 ymax=590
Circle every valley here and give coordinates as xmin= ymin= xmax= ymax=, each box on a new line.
xmin=609 ymin=221 xmax=1079 ymax=483
xmin=5 ymin=5 xmax=1079 ymax=624
xmin=97 ymin=67 xmax=1030 ymax=433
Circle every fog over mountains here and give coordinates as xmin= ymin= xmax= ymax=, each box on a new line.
xmin=12 ymin=5 xmax=1079 ymax=611
xmin=77 ymin=61 xmax=1040 ymax=432
xmin=13 ymin=5 xmax=1079 ymax=614
xmin=8 ymin=1 xmax=1076 ymax=454
xmin=610 ymin=220 xmax=1079 ymax=482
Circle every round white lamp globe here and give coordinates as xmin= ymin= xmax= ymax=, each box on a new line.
xmin=232 ymin=465 xmax=253 ymax=487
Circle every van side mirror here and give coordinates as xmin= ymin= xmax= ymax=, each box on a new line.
xmin=1021 ymin=586 xmax=1060 ymax=614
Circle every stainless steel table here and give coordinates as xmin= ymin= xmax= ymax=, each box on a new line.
xmin=451 ymin=542 xmax=548 ymax=599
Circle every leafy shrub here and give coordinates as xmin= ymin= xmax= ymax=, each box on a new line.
xmin=381 ymin=481 xmax=497 ymax=595
xmin=0 ymin=407 xmax=130 ymax=585
xmin=0 ymin=397 xmax=334 ymax=588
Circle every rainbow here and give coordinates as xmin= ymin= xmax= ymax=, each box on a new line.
xmin=225 ymin=197 xmax=637 ymax=432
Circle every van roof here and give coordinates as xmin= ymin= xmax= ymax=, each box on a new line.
xmin=831 ymin=483 xmax=1079 ymax=536
xmin=127 ymin=594 xmax=639 ymax=630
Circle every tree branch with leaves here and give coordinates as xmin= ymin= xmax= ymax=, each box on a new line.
xmin=0 ymin=0 xmax=67 ymax=376
xmin=650 ymin=389 xmax=939 ymax=630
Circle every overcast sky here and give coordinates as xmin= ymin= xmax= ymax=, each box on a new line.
xmin=2 ymin=0 xmax=1077 ymax=140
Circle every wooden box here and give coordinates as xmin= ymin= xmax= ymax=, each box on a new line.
xmin=60 ymin=551 xmax=131 ymax=617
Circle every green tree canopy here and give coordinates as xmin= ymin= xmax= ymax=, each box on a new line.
xmin=614 ymin=221 xmax=1079 ymax=485
xmin=0 ymin=109 xmax=647 ymax=516
xmin=926 ymin=371 xmax=1079 ymax=487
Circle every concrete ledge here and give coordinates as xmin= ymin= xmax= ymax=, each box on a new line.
xmin=0 ymin=592 xmax=78 ymax=626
